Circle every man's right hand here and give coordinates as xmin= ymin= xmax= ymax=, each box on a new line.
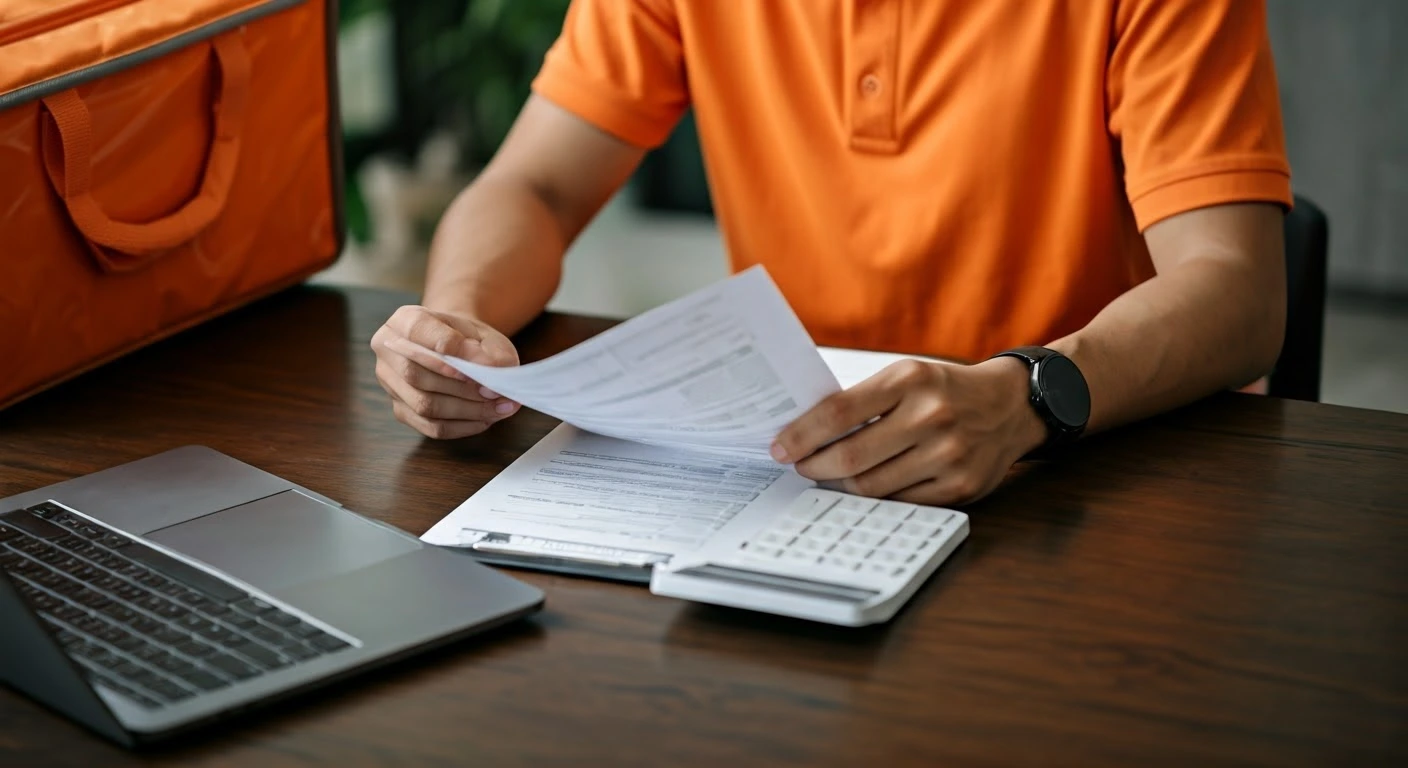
xmin=370 ymin=306 xmax=521 ymax=439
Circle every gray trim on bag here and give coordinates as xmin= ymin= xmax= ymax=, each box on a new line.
xmin=0 ymin=0 xmax=306 ymax=111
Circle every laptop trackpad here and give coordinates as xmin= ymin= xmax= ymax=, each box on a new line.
xmin=145 ymin=490 xmax=420 ymax=592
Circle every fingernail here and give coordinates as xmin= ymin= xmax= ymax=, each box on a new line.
xmin=495 ymin=401 xmax=516 ymax=415
xmin=769 ymin=443 xmax=789 ymax=463
xmin=480 ymin=386 xmax=500 ymax=400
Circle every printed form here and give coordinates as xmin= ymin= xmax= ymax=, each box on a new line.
xmin=421 ymin=268 xmax=940 ymax=573
xmin=440 ymin=266 xmax=839 ymax=457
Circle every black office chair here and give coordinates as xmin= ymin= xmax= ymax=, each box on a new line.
xmin=1267 ymin=195 xmax=1329 ymax=402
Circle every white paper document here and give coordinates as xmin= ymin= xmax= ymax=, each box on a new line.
xmin=421 ymin=268 xmax=961 ymax=579
xmin=816 ymin=347 xmax=947 ymax=389
xmin=419 ymin=424 xmax=816 ymax=567
xmin=441 ymin=266 xmax=840 ymax=457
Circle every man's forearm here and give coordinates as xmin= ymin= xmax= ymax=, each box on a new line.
xmin=1048 ymin=205 xmax=1287 ymax=433
xmin=421 ymin=176 xmax=569 ymax=336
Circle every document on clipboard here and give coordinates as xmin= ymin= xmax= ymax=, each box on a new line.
xmin=419 ymin=267 xmax=944 ymax=581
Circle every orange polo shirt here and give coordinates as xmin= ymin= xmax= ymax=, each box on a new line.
xmin=532 ymin=0 xmax=1293 ymax=361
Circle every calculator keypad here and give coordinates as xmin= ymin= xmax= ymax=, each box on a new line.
xmin=736 ymin=490 xmax=957 ymax=581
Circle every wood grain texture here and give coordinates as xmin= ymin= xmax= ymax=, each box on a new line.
xmin=1 ymin=285 xmax=1405 ymax=767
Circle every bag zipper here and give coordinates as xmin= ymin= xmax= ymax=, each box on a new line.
xmin=0 ymin=0 xmax=302 ymax=112
xmin=0 ymin=0 xmax=140 ymax=48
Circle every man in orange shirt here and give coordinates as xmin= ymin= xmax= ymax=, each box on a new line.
xmin=371 ymin=0 xmax=1292 ymax=505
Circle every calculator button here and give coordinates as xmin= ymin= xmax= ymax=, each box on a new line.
xmin=834 ymin=496 xmax=878 ymax=513
xmin=786 ymin=498 xmax=828 ymax=523
xmin=872 ymin=503 xmax=914 ymax=521
xmin=822 ymin=556 xmax=859 ymax=572
xmin=844 ymin=530 xmax=881 ymax=547
xmin=897 ymin=522 xmax=938 ymax=539
xmin=741 ymin=544 xmax=783 ymax=559
xmin=794 ymin=537 xmax=829 ymax=553
xmin=910 ymin=508 xmax=953 ymax=526
xmin=871 ymin=549 xmax=910 ymax=565
xmin=834 ymin=543 xmax=869 ymax=559
xmin=859 ymin=517 xmax=898 ymax=533
xmin=784 ymin=550 xmax=819 ymax=566
xmin=756 ymin=531 xmax=794 ymax=547
xmin=823 ymin=510 xmax=865 ymax=528
xmin=886 ymin=535 xmax=922 ymax=551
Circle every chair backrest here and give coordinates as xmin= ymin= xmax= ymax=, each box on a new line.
xmin=1268 ymin=195 xmax=1329 ymax=402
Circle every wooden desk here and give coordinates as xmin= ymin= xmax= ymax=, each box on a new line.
xmin=1 ymin=285 xmax=1405 ymax=766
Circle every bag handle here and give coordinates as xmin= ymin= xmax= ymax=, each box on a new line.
xmin=39 ymin=32 xmax=250 ymax=273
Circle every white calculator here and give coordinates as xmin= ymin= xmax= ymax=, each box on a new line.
xmin=650 ymin=488 xmax=969 ymax=626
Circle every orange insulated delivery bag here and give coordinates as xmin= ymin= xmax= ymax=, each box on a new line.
xmin=0 ymin=0 xmax=343 ymax=409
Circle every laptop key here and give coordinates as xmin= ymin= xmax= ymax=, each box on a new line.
xmin=154 ymin=655 xmax=197 ymax=676
xmin=0 ymin=523 xmax=22 ymax=543
xmin=248 ymin=625 xmax=282 ymax=645
xmin=207 ymin=654 xmax=260 ymax=680
xmin=281 ymin=643 xmax=319 ymax=662
xmin=131 ymin=617 xmax=164 ymax=636
xmin=56 ymin=536 xmax=87 ymax=551
xmin=76 ymin=592 xmax=110 ymax=610
xmin=37 ymin=549 xmax=66 ymax=565
xmin=1 ymin=510 xmax=67 ymax=539
xmin=225 ymin=612 xmax=259 ymax=630
xmin=263 ymin=610 xmax=301 ymax=628
xmin=27 ymin=503 xmax=66 ymax=519
xmin=175 ymin=639 xmax=215 ymax=657
xmin=76 ymin=524 xmax=106 ymax=540
xmin=307 ymin=633 xmax=350 ymax=652
xmin=100 ymin=604 xmax=137 ymax=623
xmin=112 ymin=634 xmax=146 ymax=653
xmin=152 ymin=626 xmax=188 ymax=645
xmin=234 ymin=597 xmax=278 ymax=615
xmin=147 ymin=679 xmax=194 ymax=702
xmin=154 ymin=602 xmax=188 ymax=620
xmin=112 ymin=660 xmax=146 ymax=678
xmin=100 ymin=534 xmax=130 ymax=549
xmin=288 ymin=621 xmax=324 ymax=639
xmin=76 ymin=544 xmax=106 ymax=560
xmin=180 ymin=670 xmax=228 ymax=691
xmin=229 ymin=641 xmax=283 ymax=669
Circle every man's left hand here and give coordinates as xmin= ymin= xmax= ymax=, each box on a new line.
xmin=770 ymin=357 xmax=1049 ymax=506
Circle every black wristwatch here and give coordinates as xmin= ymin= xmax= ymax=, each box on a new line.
xmin=989 ymin=346 xmax=1091 ymax=459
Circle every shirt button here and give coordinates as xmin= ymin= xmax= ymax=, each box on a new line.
xmin=860 ymin=74 xmax=882 ymax=97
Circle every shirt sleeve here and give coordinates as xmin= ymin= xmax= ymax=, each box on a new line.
xmin=530 ymin=0 xmax=688 ymax=149
xmin=1107 ymin=0 xmax=1294 ymax=230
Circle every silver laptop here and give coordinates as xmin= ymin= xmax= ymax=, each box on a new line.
xmin=0 ymin=446 xmax=543 ymax=746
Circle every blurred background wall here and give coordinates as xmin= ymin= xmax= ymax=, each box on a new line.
xmin=317 ymin=0 xmax=1407 ymax=413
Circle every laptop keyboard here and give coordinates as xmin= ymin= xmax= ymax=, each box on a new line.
xmin=0 ymin=502 xmax=355 ymax=709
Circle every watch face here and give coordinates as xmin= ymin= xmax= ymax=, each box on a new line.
xmin=1037 ymin=355 xmax=1091 ymax=429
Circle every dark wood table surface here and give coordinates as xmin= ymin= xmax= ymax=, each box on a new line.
xmin=1 ymin=285 xmax=1405 ymax=766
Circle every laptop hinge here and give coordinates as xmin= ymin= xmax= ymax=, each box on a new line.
xmin=0 ymin=571 xmax=132 ymax=746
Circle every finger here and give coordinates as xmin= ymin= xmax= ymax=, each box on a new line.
xmin=837 ymin=445 xmax=936 ymax=499
xmin=388 ymin=306 xmax=481 ymax=361
xmin=379 ymin=352 xmax=489 ymax=401
xmin=384 ymin=333 xmax=479 ymax=384
xmin=771 ymin=380 xmax=904 ymax=464
xmin=792 ymin=412 xmax=915 ymax=481
xmin=378 ymin=363 xmax=519 ymax=422
xmin=391 ymin=400 xmax=495 ymax=440
xmin=887 ymin=473 xmax=996 ymax=507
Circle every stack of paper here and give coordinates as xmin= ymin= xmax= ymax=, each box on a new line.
xmin=422 ymin=267 xmax=941 ymax=574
